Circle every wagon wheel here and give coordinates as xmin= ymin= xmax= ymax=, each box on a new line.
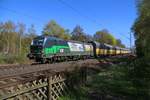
xmin=49 ymin=58 xmax=53 ymax=63
xmin=41 ymin=58 xmax=47 ymax=64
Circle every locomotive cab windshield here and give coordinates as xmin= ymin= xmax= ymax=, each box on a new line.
xmin=31 ymin=37 xmax=45 ymax=46
xmin=27 ymin=37 xmax=46 ymax=60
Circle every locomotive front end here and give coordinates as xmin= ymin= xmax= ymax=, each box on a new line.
xmin=27 ymin=36 xmax=45 ymax=61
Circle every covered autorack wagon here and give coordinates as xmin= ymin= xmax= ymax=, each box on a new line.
xmin=114 ymin=46 xmax=121 ymax=55
xmin=89 ymin=41 xmax=104 ymax=57
xmin=83 ymin=42 xmax=94 ymax=57
xmin=103 ymin=43 xmax=114 ymax=56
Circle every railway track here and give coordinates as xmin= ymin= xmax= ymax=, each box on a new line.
xmin=0 ymin=59 xmax=99 ymax=88
xmin=0 ymin=55 xmax=133 ymax=79
xmin=0 ymin=59 xmax=98 ymax=78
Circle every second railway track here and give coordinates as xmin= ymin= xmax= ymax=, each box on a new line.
xmin=0 ymin=59 xmax=99 ymax=79
xmin=0 ymin=59 xmax=100 ymax=91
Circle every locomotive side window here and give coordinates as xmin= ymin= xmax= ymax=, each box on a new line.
xmin=57 ymin=40 xmax=67 ymax=46
xmin=44 ymin=38 xmax=56 ymax=48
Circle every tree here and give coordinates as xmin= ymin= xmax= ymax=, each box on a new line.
xmin=0 ymin=22 xmax=4 ymax=52
xmin=63 ymin=29 xmax=71 ymax=40
xmin=28 ymin=24 xmax=36 ymax=39
xmin=131 ymin=0 xmax=150 ymax=99
xmin=85 ymin=34 xmax=94 ymax=41
xmin=116 ymin=39 xmax=125 ymax=48
xmin=42 ymin=20 xmax=70 ymax=40
xmin=28 ymin=24 xmax=36 ymax=35
xmin=132 ymin=0 xmax=150 ymax=57
xmin=71 ymin=25 xmax=88 ymax=41
xmin=20 ymin=24 xmax=37 ymax=53
xmin=17 ymin=23 xmax=25 ymax=54
xmin=0 ymin=21 xmax=17 ymax=54
xmin=94 ymin=29 xmax=117 ymax=45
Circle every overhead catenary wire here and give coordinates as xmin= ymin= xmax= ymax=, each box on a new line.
xmin=57 ymin=0 xmax=131 ymax=42
xmin=57 ymin=0 xmax=100 ymax=26
xmin=0 ymin=2 xmax=132 ymax=43
xmin=0 ymin=6 xmax=46 ymax=24
xmin=118 ymin=33 xmax=130 ymax=40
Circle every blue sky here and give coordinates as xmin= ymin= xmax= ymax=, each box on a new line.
xmin=0 ymin=0 xmax=136 ymax=47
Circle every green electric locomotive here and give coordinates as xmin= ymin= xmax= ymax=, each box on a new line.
xmin=27 ymin=35 xmax=94 ymax=63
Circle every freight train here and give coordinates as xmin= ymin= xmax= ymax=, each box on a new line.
xmin=27 ymin=35 xmax=131 ymax=63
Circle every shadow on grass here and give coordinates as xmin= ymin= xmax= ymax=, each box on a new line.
xmin=60 ymin=57 xmax=146 ymax=100
xmin=86 ymin=65 xmax=137 ymax=100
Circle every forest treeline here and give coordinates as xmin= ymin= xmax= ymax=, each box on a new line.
xmin=130 ymin=0 xmax=150 ymax=99
xmin=0 ymin=20 xmax=125 ymax=64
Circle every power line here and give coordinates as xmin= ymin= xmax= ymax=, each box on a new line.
xmin=0 ymin=6 xmax=45 ymax=24
xmin=118 ymin=33 xmax=130 ymax=40
xmin=129 ymin=32 xmax=132 ymax=49
xmin=57 ymin=0 xmax=130 ymax=41
xmin=57 ymin=0 xmax=100 ymax=26
xmin=0 ymin=3 xmax=131 ymax=44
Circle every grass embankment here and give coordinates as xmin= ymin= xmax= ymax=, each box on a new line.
xmin=60 ymin=57 xmax=136 ymax=100
xmin=0 ymin=54 xmax=30 ymax=64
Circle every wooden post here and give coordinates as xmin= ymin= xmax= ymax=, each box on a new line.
xmin=81 ymin=67 xmax=87 ymax=85
xmin=48 ymin=75 xmax=52 ymax=100
xmin=83 ymin=67 xmax=87 ymax=83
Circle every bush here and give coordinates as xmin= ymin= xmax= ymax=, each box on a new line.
xmin=128 ymin=57 xmax=150 ymax=99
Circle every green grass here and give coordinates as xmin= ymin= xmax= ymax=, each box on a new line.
xmin=59 ymin=87 xmax=88 ymax=100
xmin=85 ymin=65 xmax=137 ymax=100
xmin=60 ymin=58 xmax=138 ymax=100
